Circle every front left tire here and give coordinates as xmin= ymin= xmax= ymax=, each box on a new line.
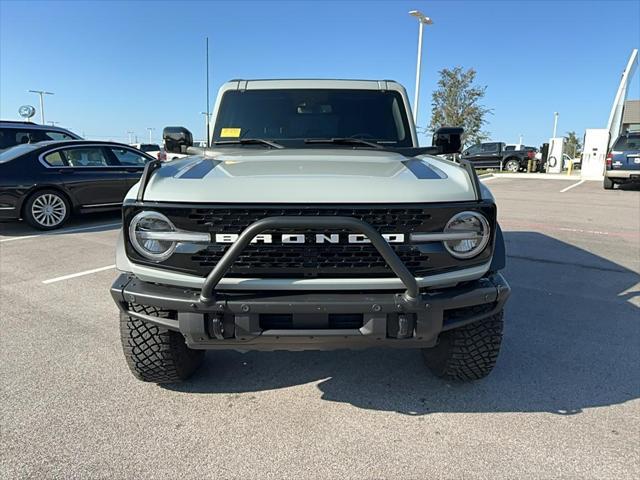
xmin=422 ymin=311 xmax=504 ymax=381
xmin=23 ymin=189 xmax=71 ymax=230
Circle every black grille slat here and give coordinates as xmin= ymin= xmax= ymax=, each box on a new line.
xmin=125 ymin=204 xmax=495 ymax=279
xmin=183 ymin=207 xmax=434 ymax=278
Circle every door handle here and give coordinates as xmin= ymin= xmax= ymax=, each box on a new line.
xmin=58 ymin=169 xmax=73 ymax=174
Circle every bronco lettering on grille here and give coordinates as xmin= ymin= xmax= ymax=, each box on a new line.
xmin=213 ymin=233 xmax=406 ymax=244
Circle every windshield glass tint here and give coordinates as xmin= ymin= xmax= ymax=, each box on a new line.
xmin=613 ymin=135 xmax=640 ymax=151
xmin=212 ymin=89 xmax=412 ymax=147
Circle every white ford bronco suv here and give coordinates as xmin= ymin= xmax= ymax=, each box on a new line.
xmin=110 ymin=79 xmax=510 ymax=384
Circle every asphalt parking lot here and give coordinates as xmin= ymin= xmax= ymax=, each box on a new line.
xmin=1 ymin=177 xmax=638 ymax=479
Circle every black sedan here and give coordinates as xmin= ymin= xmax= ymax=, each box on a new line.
xmin=0 ymin=140 xmax=155 ymax=230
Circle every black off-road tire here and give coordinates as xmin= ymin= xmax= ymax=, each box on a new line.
xmin=120 ymin=306 xmax=204 ymax=383
xmin=422 ymin=310 xmax=504 ymax=381
xmin=603 ymin=176 xmax=614 ymax=190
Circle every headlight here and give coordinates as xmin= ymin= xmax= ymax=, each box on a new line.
xmin=129 ymin=211 xmax=177 ymax=261
xmin=443 ymin=211 xmax=490 ymax=259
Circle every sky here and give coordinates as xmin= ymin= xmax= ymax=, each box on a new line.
xmin=1 ymin=0 xmax=639 ymax=146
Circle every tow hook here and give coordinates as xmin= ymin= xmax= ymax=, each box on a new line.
xmin=209 ymin=314 xmax=225 ymax=340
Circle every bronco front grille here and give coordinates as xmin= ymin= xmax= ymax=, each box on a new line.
xmin=125 ymin=203 xmax=496 ymax=279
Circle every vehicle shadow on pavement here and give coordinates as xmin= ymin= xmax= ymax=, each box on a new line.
xmin=163 ymin=232 xmax=640 ymax=416
xmin=0 ymin=211 xmax=121 ymax=237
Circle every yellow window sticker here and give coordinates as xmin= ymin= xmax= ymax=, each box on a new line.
xmin=220 ymin=128 xmax=241 ymax=138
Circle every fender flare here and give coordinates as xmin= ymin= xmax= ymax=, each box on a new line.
xmin=489 ymin=223 xmax=506 ymax=272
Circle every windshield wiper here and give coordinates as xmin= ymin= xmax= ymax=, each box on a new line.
xmin=213 ymin=138 xmax=284 ymax=149
xmin=304 ymin=138 xmax=385 ymax=149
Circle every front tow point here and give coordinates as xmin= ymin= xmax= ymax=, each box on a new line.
xmin=209 ymin=314 xmax=225 ymax=340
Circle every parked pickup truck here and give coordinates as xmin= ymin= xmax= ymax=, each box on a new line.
xmin=461 ymin=142 xmax=536 ymax=172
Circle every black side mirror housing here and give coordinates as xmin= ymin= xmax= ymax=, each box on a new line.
xmin=163 ymin=127 xmax=193 ymax=154
xmin=432 ymin=127 xmax=463 ymax=154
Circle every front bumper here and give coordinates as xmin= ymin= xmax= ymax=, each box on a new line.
xmin=111 ymin=272 xmax=510 ymax=351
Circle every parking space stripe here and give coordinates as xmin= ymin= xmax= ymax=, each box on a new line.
xmin=0 ymin=222 xmax=120 ymax=243
xmin=560 ymin=179 xmax=585 ymax=193
xmin=42 ymin=265 xmax=115 ymax=284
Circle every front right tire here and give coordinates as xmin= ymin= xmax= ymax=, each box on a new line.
xmin=120 ymin=306 xmax=204 ymax=383
xmin=422 ymin=311 xmax=504 ymax=381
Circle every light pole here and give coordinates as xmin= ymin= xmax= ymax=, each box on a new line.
xmin=552 ymin=112 xmax=559 ymax=138
xmin=200 ymin=112 xmax=210 ymax=144
xmin=519 ymin=133 xmax=523 ymax=146
xmin=28 ymin=90 xmax=54 ymax=124
xmin=409 ymin=10 xmax=433 ymax=125
xmin=147 ymin=127 xmax=155 ymax=144
xmin=127 ymin=131 xmax=134 ymax=144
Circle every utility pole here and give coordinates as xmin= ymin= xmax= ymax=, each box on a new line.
xmin=518 ymin=133 xmax=523 ymax=145
xmin=127 ymin=131 xmax=134 ymax=144
xmin=147 ymin=127 xmax=155 ymax=144
xmin=28 ymin=90 xmax=54 ymax=124
xmin=200 ymin=112 xmax=210 ymax=144
xmin=409 ymin=10 xmax=433 ymax=126
xmin=552 ymin=112 xmax=559 ymax=138
xmin=205 ymin=36 xmax=211 ymax=147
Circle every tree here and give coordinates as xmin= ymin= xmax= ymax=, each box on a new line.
xmin=428 ymin=67 xmax=491 ymax=147
xmin=564 ymin=131 xmax=582 ymax=158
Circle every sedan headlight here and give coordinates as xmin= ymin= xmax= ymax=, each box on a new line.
xmin=443 ymin=211 xmax=490 ymax=259
xmin=129 ymin=211 xmax=177 ymax=261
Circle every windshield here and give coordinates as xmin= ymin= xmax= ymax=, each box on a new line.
xmin=212 ymin=89 xmax=413 ymax=147
xmin=613 ymin=134 xmax=640 ymax=151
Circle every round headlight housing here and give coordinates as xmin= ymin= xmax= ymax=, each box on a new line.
xmin=443 ymin=211 xmax=490 ymax=259
xmin=129 ymin=211 xmax=177 ymax=262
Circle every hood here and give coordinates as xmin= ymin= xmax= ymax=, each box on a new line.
xmin=133 ymin=148 xmax=477 ymax=203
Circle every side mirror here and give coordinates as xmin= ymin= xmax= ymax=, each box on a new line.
xmin=163 ymin=126 xmax=193 ymax=154
xmin=432 ymin=127 xmax=463 ymax=154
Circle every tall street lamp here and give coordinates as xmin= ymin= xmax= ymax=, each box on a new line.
xmin=147 ymin=127 xmax=155 ymax=144
xmin=28 ymin=90 xmax=54 ymax=124
xmin=552 ymin=112 xmax=559 ymax=138
xmin=201 ymin=112 xmax=210 ymax=145
xmin=409 ymin=10 xmax=433 ymax=126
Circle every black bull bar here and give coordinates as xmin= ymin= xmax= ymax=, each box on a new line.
xmin=198 ymin=216 xmax=421 ymax=304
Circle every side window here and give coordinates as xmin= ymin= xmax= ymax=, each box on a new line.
xmin=63 ymin=147 xmax=111 ymax=167
xmin=481 ymin=143 xmax=499 ymax=153
xmin=466 ymin=144 xmax=481 ymax=155
xmin=110 ymin=147 xmax=148 ymax=166
xmin=43 ymin=151 xmax=66 ymax=166
xmin=44 ymin=131 xmax=75 ymax=141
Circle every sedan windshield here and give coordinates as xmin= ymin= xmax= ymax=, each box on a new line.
xmin=211 ymin=89 xmax=413 ymax=147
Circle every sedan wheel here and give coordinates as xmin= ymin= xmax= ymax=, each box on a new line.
xmin=25 ymin=190 xmax=70 ymax=230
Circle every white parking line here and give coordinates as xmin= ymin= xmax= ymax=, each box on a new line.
xmin=42 ymin=264 xmax=116 ymax=284
xmin=0 ymin=222 xmax=120 ymax=243
xmin=480 ymin=176 xmax=499 ymax=182
xmin=560 ymin=179 xmax=585 ymax=193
